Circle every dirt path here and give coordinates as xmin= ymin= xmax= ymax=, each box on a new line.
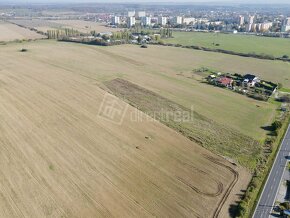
xmin=203 ymin=155 xmax=240 ymax=218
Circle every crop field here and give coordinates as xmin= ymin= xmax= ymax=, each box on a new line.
xmin=3 ymin=40 xmax=284 ymax=166
xmin=10 ymin=19 xmax=64 ymax=33
xmin=0 ymin=40 xmax=250 ymax=218
xmin=50 ymin=20 xmax=122 ymax=33
xmin=0 ymin=21 xmax=44 ymax=42
xmin=10 ymin=19 xmax=121 ymax=34
xmin=164 ymin=31 xmax=290 ymax=58
xmin=105 ymin=78 xmax=262 ymax=168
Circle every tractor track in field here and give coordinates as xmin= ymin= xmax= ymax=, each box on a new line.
xmin=203 ymin=155 xmax=239 ymax=218
xmin=177 ymin=176 xmax=224 ymax=197
xmin=104 ymin=78 xmax=240 ymax=218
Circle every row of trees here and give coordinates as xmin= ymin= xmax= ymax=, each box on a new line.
xmin=160 ymin=28 xmax=173 ymax=38
xmin=47 ymin=28 xmax=81 ymax=39
xmin=111 ymin=31 xmax=132 ymax=41
xmin=48 ymin=26 xmax=171 ymax=43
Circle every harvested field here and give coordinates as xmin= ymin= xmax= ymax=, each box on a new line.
xmin=10 ymin=19 xmax=64 ymax=33
xmin=10 ymin=19 xmax=121 ymax=34
xmin=105 ymin=78 xmax=260 ymax=168
xmin=46 ymin=42 xmax=278 ymax=142
xmin=50 ymin=20 xmax=121 ymax=33
xmin=1 ymin=40 xmax=279 ymax=168
xmin=0 ymin=21 xmax=44 ymax=42
xmin=0 ymin=42 xmax=241 ymax=217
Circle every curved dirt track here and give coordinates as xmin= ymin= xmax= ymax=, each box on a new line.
xmin=203 ymin=155 xmax=239 ymax=218
xmin=104 ymin=78 xmax=241 ymax=218
xmin=177 ymin=176 xmax=224 ymax=197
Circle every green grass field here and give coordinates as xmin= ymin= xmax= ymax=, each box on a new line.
xmin=164 ymin=32 xmax=290 ymax=58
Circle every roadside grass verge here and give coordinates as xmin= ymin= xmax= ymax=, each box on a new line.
xmin=237 ymin=113 xmax=290 ymax=218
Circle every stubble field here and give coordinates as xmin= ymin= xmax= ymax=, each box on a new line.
xmin=0 ymin=40 xmax=247 ymax=217
xmin=2 ymin=40 xmax=284 ymax=168
xmin=10 ymin=19 xmax=121 ymax=34
xmin=0 ymin=21 xmax=44 ymax=42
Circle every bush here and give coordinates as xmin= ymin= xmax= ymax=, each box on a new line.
xmin=280 ymin=95 xmax=290 ymax=103
xmin=272 ymin=120 xmax=282 ymax=131
xmin=280 ymin=202 xmax=290 ymax=210
xmin=20 ymin=48 xmax=28 ymax=52
xmin=265 ymin=137 xmax=275 ymax=145
xmin=247 ymin=93 xmax=268 ymax=101
xmin=158 ymin=40 xmax=165 ymax=45
xmin=236 ymin=201 xmax=247 ymax=217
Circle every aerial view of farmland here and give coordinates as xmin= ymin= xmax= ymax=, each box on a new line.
xmin=0 ymin=1 xmax=290 ymax=218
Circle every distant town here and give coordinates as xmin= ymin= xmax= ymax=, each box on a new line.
xmin=108 ymin=11 xmax=290 ymax=36
xmin=0 ymin=2 xmax=290 ymax=218
xmin=1 ymin=3 xmax=290 ymax=37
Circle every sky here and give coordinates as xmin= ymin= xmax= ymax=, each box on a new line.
xmin=1 ymin=0 xmax=290 ymax=4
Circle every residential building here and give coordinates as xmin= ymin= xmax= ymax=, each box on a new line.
xmin=158 ymin=16 xmax=167 ymax=26
xmin=111 ymin=16 xmax=120 ymax=25
xmin=217 ymin=77 xmax=233 ymax=88
xmin=283 ymin=17 xmax=290 ymax=26
xmin=137 ymin=11 xmax=146 ymax=18
xmin=128 ymin=11 xmax=135 ymax=17
xmin=282 ymin=17 xmax=290 ymax=32
xmin=195 ymin=18 xmax=208 ymax=23
xmin=247 ymin=15 xmax=255 ymax=24
xmin=246 ymin=23 xmax=254 ymax=32
xmin=243 ymin=74 xmax=260 ymax=87
xmin=172 ymin=16 xmax=183 ymax=25
xmin=245 ymin=15 xmax=255 ymax=32
xmin=99 ymin=32 xmax=113 ymax=37
xmin=238 ymin=15 xmax=244 ymax=26
xmin=260 ymin=22 xmax=273 ymax=32
xmin=183 ymin=17 xmax=195 ymax=25
xmin=141 ymin=17 xmax=151 ymax=26
xmin=127 ymin=16 xmax=136 ymax=27
xmin=256 ymin=23 xmax=262 ymax=31
xmin=282 ymin=25 xmax=290 ymax=32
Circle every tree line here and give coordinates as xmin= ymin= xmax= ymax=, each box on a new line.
xmin=47 ymin=28 xmax=81 ymax=39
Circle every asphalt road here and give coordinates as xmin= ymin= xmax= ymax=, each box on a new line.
xmin=253 ymin=124 xmax=290 ymax=218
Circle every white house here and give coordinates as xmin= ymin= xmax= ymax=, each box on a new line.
xmin=242 ymin=74 xmax=260 ymax=87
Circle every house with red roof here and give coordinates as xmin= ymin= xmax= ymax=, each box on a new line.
xmin=216 ymin=77 xmax=233 ymax=88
